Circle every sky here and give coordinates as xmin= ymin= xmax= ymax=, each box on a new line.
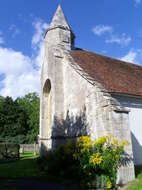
xmin=0 ymin=0 xmax=142 ymax=99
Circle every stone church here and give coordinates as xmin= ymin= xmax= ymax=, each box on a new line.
xmin=39 ymin=5 xmax=142 ymax=184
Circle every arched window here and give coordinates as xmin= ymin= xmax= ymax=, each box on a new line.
xmin=43 ymin=79 xmax=51 ymax=97
xmin=42 ymin=79 xmax=52 ymax=137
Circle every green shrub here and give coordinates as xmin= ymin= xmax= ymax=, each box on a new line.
xmin=38 ymin=140 xmax=79 ymax=179
xmin=38 ymin=136 xmax=130 ymax=189
xmin=0 ymin=143 xmax=20 ymax=160
xmin=73 ymin=135 xmax=130 ymax=189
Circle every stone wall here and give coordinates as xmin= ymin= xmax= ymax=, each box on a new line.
xmin=39 ymin=42 xmax=135 ymax=183
xmin=113 ymin=94 xmax=142 ymax=166
xmin=39 ymin=6 xmax=135 ymax=183
xmin=62 ymin=51 xmax=135 ymax=184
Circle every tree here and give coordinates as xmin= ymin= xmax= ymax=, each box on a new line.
xmin=0 ymin=96 xmax=27 ymax=143
xmin=0 ymin=93 xmax=40 ymax=143
xmin=16 ymin=92 xmax=40 ymax=143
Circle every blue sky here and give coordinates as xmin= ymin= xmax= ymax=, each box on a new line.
xmin=0 ymin=0 xmax=142 ymax=98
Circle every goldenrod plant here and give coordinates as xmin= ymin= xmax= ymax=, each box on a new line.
xmin=38 ymin=135 xmax=130 ymax=189
xmin=74 ymin=135 xmax=129 ymax=188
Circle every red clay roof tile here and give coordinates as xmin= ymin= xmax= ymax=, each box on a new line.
xmin=71 ymin=50 xmax=142 ymax=97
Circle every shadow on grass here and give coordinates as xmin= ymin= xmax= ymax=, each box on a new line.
xmin=0 ymin=152 xmax=85 ymax=190
xmin=0 ymin=152 xmax=44 ymax=179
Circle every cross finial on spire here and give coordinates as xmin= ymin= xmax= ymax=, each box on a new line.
xmin=50 ymin=4 xmax=70 ymax=29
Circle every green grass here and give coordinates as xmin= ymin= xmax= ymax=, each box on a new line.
xmin=127 ymin=172 xmax=142 ymax=190
xmin=0 ymin=152 xmax=45 ymax=179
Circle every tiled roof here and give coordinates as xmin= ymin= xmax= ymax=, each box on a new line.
xmin=71 ymin=49 xmax=142 ymax=97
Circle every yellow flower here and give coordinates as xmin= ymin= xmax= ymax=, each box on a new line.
xmin=107 ymin=180 xmax=112 ymax=189
xmin=77 ymin=136 xmax=91 ymax=150
xmin=74 ymin=136 xmax=91 ymax=159
xmin=110 ymin=135 xmax=129 ymax=148
xmin=94 ymin=136 xmax=108 ymax=146
xmin=119 ymin=140 xmax=129 ymax=147
xmin=111 ymin=138 xmax=119 ymax=146
xmin=115 ymin=154 xmax=119 ymax=160
xmin=89 ymin=153 xmax=103 ymax=165
xmin=112 ymin=148 xmax=116 ymax=153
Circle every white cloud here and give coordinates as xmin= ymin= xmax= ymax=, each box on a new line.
xmin=134 ymin=0 xmax=141 ymax=5
xmin=92 ymin=24 xmax=131 ymax=47
xmin=92 ymin=25 xmax=113 ymax=36
xmin=105 ymin=33 xmax=131 ymax=47
xmin=0 ymin=19 xmax=48 ymax=99
xmin=0 ymin=47 xmax=40 ymax=99
xmin=121 ymin=49 xmax=142 ymax=64
xmin=121 ymin=50 xmax=137 ymax=63
xmin=0 ymin=48 xmax=33 ymax=75
xmin=32 ymin=19 xmax=49 ymax=49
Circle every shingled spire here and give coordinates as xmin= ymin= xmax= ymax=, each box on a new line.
xmin=45 ymin=4 xmax=75 ymax=50
xmin=50 ymin=4 xmax=70 ymax=30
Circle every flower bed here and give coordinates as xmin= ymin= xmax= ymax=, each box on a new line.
xmin=38 ymin=135 xmax=130 ymax=189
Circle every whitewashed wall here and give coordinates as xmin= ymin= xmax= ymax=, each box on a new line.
xmin=112 ymin=94 xmax=142 ymax=165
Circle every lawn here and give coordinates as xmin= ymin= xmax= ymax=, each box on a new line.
xmin=0 ymin=152 xmax=81 ymax=190
xmin=1 ymin=152 xmax=142 ymax=190
xmin=126 ymin=172 xmax=142 ymax=190
xmin=0 ymin=152 xmax=44 ymax=179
